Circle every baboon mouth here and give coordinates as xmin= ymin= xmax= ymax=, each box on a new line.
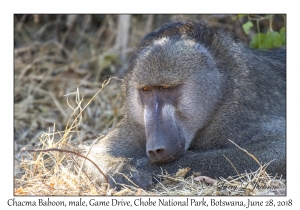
xmin=151 ymin=151 xmax=184 ymax=164
xmin=153 ymin=156 xmax=177 ymax=164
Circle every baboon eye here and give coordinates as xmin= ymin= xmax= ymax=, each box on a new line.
xmin=161 ymin=85 xmax=171 ymax=89
xmin=142 ymin=87 xmax=151 ymax=91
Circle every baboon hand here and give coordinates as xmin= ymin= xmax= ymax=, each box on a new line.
xmin=107 ymin=158 xmax=153 ymax=190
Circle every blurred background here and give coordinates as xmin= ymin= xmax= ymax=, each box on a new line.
xmin=14 ymin=14 xmax=286 ymax=154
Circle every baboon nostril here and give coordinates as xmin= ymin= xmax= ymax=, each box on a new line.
xmin=155 ymin=148 xmax=164 ymax=154
xmin=148 ymin=148 xmax=166 ymax=160
xmin=148 ymin=150 xmax=155 ymax=156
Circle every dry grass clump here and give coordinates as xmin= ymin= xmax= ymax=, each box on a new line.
xmin=14 ymin=86 xmax=156 ymax=196
xmin=14 ymin=15 xmax=127 ymax=157
xmin=150 ymin=166 xmax=285 ymax=196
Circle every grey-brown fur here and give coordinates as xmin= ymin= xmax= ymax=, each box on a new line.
xmin=82 ymin=21 xmax=286 ymax=190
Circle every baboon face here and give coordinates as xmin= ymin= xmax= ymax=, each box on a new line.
xmin=125 ymin=37 xmax=223 ymax=163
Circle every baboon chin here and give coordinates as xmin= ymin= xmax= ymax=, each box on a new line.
xmin=82 ymin=20 xmax=286 ymax=190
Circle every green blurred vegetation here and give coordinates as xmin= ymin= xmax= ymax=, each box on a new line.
xmin=236 ymin=14 xmax=286 ymax=49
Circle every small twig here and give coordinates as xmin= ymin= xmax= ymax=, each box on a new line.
xmin=222 ymin=154 xmax=241 ymax=177
xmin=117 ymin=172 xmax=140 ymax=188
xmin=21 ymin=147 xmax=109 ymax=184
xmin=79 ymin=136 xmax=102 ymax=177
xmin=64 ymin=77 xmax=112 ymax=132
xmin=153 ymin=176 xmax=170 ymax=192
xmin=15 ymin=14 xmax=28 ymax=31
xmin=228 ymin=139 xmax=262 ymax=167
xmin=49 ymin=91 xmax=69 ymax=119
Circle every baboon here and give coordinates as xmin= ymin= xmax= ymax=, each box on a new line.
xmin=83 ymin=20 xmax=286 ymax=190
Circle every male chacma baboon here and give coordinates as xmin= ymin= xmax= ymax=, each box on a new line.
xmin=83 ymin=20 xmax=286 ymax=190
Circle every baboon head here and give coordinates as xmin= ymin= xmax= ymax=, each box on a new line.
xmin=124 ymin=22 xmax=225 ymax=164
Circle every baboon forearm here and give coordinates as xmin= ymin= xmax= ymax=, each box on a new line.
xmin=151 ymin=139 xmax=286 ymax=178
